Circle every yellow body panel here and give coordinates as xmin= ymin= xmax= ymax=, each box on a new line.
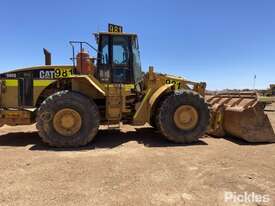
xmin=33 ymin=80 xmax=55 ymax=87
xmin=0 ymin=109 xmax=33 ymax=126
xmin=133 ymin=88 xmax=152 ymax=124
xmin=1 ymin=86 xmax=18 ymax=107
xmin=71 ymin=76 xmax=105 ymax=98
xmin=5 ymin=79 xmax=18 ymax=86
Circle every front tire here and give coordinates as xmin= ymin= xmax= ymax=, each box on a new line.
xmin=156 ymin=90 xmax=210 ymax=143
xmin=36 ymin=91 xmax=100 ymax=147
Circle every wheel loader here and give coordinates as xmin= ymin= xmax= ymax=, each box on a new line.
xmin=0 ymin=24 xmax=210 ymax=147
xmin=0 ymin=24 xmax=274 ymax=147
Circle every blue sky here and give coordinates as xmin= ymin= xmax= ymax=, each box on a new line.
xmin=0 ymin=0 xmax=274 ymax=89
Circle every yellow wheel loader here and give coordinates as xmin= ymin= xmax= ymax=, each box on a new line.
xmin=0 ymin=25 xmax=210 ymax=147
xmin=0 ymin=24 xmax=274 ymax=147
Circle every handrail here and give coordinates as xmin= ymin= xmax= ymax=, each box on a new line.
xmin=69 ymin=41 xmax=99 ymax=68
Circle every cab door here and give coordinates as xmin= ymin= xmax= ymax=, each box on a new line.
xmin=97 ymin=35 xmax=111 ymax=83
xmin=111 ymin=35 xmax=132 ymax=83
xmin=97 ymin=34 xmax=132 ymax=122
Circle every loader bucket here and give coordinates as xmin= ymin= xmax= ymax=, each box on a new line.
xmin=206 ymin=92 xmax=275 ymax=143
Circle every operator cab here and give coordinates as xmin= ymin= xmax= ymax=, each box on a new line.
xmin=95 ymin=24 xmax=143 ymax=84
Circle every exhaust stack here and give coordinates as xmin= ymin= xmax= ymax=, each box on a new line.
xmin=43 ymin=48 xmax=51 ymax=65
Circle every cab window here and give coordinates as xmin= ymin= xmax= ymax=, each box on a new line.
xmin=132 ymin=36 xmax=142 ymax=82
xmin=112 ymin=36 xmax=129 ymax=65
xmin=100 ymin=35 xmax=109 ymax=64
xmin=112 ymin=36 xmax=131 ymax=83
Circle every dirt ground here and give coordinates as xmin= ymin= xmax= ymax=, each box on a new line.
xmin=0 ymin=105 xmax=275 ymax=206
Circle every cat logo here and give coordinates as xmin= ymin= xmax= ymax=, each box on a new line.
xmin=39 ymin=70 xmax=55 ymax=79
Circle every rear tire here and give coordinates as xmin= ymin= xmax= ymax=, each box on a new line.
xmin=156 ymin=90 xmax=210 ymax=143
xmin=36 ymin=90 xmax=100 ymax=147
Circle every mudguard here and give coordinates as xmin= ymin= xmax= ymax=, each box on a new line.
xmin=133 ymin=84 xmax=174 ymax=125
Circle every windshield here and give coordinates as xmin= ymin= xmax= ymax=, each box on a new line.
xmin=132 ymin=36 xmax=143 ymax=83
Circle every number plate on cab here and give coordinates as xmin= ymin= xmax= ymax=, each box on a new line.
xmin=54 ymin=68 xmax=73 ymax=78
xmin=108 ymin=24 xmax=123 ymax=33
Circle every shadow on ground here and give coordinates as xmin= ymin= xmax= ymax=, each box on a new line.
xmin=209 ymin=134 xmax=273 ymax=146
xmin=222 ymin=135 xmax=273 ymax=146
xmin=0 ymin=127 xmax=208 ymax=151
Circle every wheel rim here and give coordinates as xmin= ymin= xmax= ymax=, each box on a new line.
xmin=53 ymin=108 xmax=82 ymax=136
xmin=173 ymin=105 xmax=199 ymax=130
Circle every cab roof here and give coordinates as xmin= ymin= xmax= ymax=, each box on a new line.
xmin=96 ymin=32 xmax=137 ymax=36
